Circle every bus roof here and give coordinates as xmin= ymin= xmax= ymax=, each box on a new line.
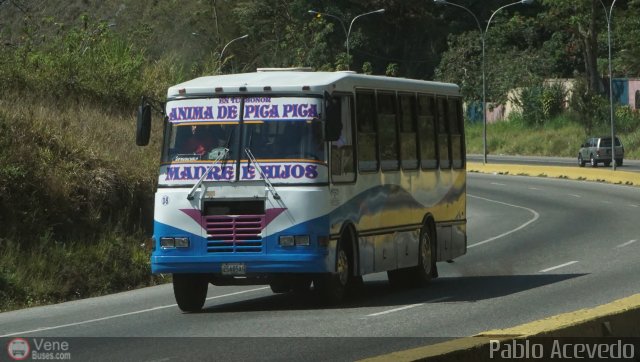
xmin=167 ymin=71 xmax=460 ymax=99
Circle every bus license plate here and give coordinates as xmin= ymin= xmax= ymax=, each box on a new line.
xmin=221 ymin=263 xmax=246 ymax=275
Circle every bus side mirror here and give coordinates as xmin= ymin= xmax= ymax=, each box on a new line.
xmin=136 ymin=98 xmax=152 ymax=146
xmin=324 ymin=93 xmax=342 ymax=142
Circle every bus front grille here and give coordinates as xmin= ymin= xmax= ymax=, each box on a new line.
xmin=205 ymin=215 xmax=264 ymax=253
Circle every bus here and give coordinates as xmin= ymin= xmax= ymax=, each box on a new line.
xmin=136 ymin=69 xmax=467 ymax=312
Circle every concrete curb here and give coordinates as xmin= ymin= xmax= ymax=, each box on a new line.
xmin=467 ymin=162 xmax=639 ymax=187
xmin=360 ymin=294 xmax=640 ymax=362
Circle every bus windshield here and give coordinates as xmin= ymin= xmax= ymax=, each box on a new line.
xmin=243 ymin=120 xmax=325 ymax=162
xmin=165 ymin=123 xmax=239 ymax=162
xmin=163 ymin=96 xmax=325 ymax=163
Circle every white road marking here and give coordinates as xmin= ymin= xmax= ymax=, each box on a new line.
xmin=366 ymin=297 xmax=451 ymax=317
xmin=467 ymin=194 xmax=540 ymax=248
xmin=528 ymin=187 xmax=541 ymax=191
xmin=366 ymin=304 xmax=423 ymax=317
xmin=630 ymin=204 xmax=639 ymax=208
xmin=617 ymin=240 xmax=637 ymax=248
xmin=602 ymin=200 xmax=612 ymax=204
xmin=568 ymin=194 xmax=582 ymax=198
xmin=490 ymin=182 xmax=506 ymax=186
xmin=539 ymin=261 xmax=579 ymax=273
xmin=0 ymin=287 xmax=270 ymax=337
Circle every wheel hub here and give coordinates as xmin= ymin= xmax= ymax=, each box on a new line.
xmin=336 ymin=250 xmax=349 ymax=285
xmin=421 ymin=233 xmax=432 ymax=275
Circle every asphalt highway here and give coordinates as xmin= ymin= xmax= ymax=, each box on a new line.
xmin=1 ymin=173 xmax=639 ymax=361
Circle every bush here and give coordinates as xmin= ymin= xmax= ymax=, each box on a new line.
xmin=567 ymin=78 xmax=610 ymax=134
xmin=142 ymin=52 xmax=190 ymax=102
xmin=0 ymin=20 xmax=144 ymax=109
xmin=614 ymin=105 xmax=640 ymax=133
xmin=514 ymin=83 xmax=566 ymax=127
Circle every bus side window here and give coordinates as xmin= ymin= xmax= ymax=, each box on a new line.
xmin=437 ymin=97 xmax=451 ymax=169
xmin=417 ymin=94 xmax=437 ymax=169
xmin=356 ymin=90 xmax=378 ymax=172
xmin=398 ymin=93 xmax=418 ymax=170
xmin=331 ymin=96 xmax=356 ymax=182
xmin=377 ymin=92 xmax=400 ymax=171
xmin=449 ymin=98 xmax=464 ymax=169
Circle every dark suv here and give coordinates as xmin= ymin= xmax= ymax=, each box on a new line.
xmin=578 ymin=136 xmax=624 ymax=167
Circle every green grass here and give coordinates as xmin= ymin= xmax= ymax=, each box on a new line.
xmin=0 ymin=234 xmax=158 ymax=311
xmin=0 ymin=94 xmax=164 ymax=312
xmin=465 ymin=114 xmax=640 ymax=159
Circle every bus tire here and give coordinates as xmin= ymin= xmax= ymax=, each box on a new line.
xmin=409 ymin=222 xmax=436 ymax=285
xmin=314 ymin=241 xmax=350 ymax=304
xmin=291 ymin=278 xmax=313 ymax=293
xmin=173 ymin=274 xmax=208 ymax=312
xmin=270 ymin=276 xmax=312 ymax=293
xmin=269 ymin=279 xmax=291 ymax=294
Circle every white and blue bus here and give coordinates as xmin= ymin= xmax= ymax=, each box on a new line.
xmin=136 ymin=69 xmax=467 ymax=312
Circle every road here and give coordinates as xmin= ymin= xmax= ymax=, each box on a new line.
xmin=1 ymin=173 xmax=640 ymax=361
xmin=467 ymin=154 xmax=640 ymax=172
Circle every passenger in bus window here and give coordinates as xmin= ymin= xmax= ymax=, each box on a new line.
xmin=182 ymin=125 xmax=215 ymax=156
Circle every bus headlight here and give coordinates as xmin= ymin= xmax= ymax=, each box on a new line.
xmin=160 ymin=237 xmax=175 ymax=248
xmin=279 ymin=235 xmax=310 ymax=246
xmin=174 ymin=237 xmax=190 ymax=248
xmin=160 ymin=237 xmax=190 ymax=248
xmin=294 ymin=235 xmax=310 ymax=246
xmin=279 ymin=235 xmax=295 ymax=247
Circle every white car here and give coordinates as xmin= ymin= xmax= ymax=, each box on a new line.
xmin=578 ymin=136 xmax=624 ymax=167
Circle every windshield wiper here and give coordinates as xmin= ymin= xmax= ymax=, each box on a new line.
xmin=245 ymin=147 xmax=280 ymax=200
xmin=186 ymin=127 xmax=236 ymax=200
xmin=186 ymin=148 xmax=229 ymax=200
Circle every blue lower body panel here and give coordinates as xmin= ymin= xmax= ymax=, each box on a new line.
xmin=152 ymin=252 xmax=331 ymax=274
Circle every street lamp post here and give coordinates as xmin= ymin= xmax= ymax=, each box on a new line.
xmin=346 ymin=9 xmax=385 ymax=70
xmin=434 ymin=0 xmax=534 ymax=164
xmin=220 ymin=34 xmax=249 ymax=63
xmin=308 ymin=10 xmax=347 ymax=38
xmin=600 ymin=0 xmax=618 ymax=171
xmin=308 ymin=9 xmax=385 ymax=70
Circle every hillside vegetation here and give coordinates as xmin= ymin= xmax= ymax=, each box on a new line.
xmin=1 ymin=0 xmax=639 ymax=311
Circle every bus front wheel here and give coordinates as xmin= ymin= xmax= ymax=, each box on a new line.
xmin=173 ymin=274 xmax=208 ymax=312
xmin=269 ymin=277 xmax=312 ymax=294
xmin=314 ymin=243 xmax=350 ymax=304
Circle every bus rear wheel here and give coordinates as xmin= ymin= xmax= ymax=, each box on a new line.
xmin=173 ymin=274 xmax=208 ymax=312
xmin=408 ymin=223 xmax=436 ymax=285
xmin=314 ymin=243 xmax=350 ymax=304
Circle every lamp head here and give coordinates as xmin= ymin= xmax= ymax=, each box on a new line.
xmin=521 ymin=0 xmax=534 ymax=4
xmin=434 ymin=0 xmax=448 ymax=4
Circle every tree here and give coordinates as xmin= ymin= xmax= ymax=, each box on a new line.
xmin=542 ymin=0 xmax=603 ymax=92
xmin=435 ymin=13 xmax=550 ymax=105
xmin=612 ymin=0 xmax=640 ymax=77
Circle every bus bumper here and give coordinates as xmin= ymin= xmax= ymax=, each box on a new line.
xmin=151 ymin=249 xmax=335 ymax=275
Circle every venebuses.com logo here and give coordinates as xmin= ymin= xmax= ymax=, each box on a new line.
xmin=6 ymin=337 xmax=72 ymax=361
xmin=7 ymin=338 xmax=30 ymax=360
